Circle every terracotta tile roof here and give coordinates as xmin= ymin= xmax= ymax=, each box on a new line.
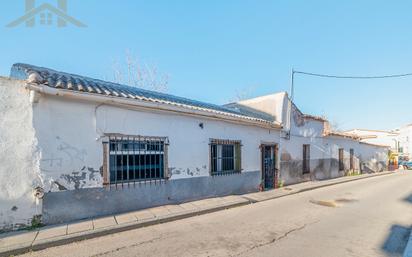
xmin=11 ymin=63 xmax=280 ymax=127
xmin=303 ymin=114 xmax=327 ymax=122
xmin=324 ymin=131 xmax=361 ymax=140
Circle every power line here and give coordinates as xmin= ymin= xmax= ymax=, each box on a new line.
xmin=286 ymin=69 xmax=412 ymax=134
xmin=290 ymin=69 xmax=412 ymax=101
xmin=293 ymin=70 xmax=412 ymax=79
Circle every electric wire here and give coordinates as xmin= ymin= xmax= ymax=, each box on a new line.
xmin=293 ymin=70 xmax=412 ymax=79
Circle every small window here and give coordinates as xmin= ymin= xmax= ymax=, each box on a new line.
xmin=339 ymin=148 xmax=344 ymax=171
xmin=303 ymin=144 xmax=310 ymax=174
xmin=350 ymin=149 xmax=354 ymax=170
xmin=108 ymin=136 xmax=167 ymax=184
xmin=210 ymin=139 xmax=241 ymax=175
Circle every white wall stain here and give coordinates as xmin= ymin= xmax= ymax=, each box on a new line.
xmin=0 ymin=78 xmax=41 ymax=231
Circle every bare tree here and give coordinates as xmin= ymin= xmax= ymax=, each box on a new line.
xmin=229 ymin=85 xmax=257 ymax=102
xmin=324 ymin=118 xmax=343 ymax=132
xmin=111 ymin=50 xmax=169 ymax=93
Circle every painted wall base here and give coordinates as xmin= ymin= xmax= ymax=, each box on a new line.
xmin=42 ymin=171 xmax=261 ymax=225
xmin=280 ymin=158 xmax=387 ymax=186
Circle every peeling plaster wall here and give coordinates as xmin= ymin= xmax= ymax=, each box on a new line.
xmin=31 ymin=94 xmax=281 ymax=223
xmin=32 ymin=95 xmax=281 ymax=191
xmin=279 ymin=107 xmax=388 ymax=186
xmin=0 ymin=78 xmax=41 ymax=231
xmin=358 ymin=143 xmax=388 ymax=173
xmin=1 ymin=83 xmax=389 ymax=227
xmin=32 ymin=96 xmax=104 ymax=192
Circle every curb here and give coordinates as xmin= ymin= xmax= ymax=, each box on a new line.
xmin=247 ymin=171 xmax=395 ymax=204
xmin=0 ymin=171 xmax=396 ymax=257
xmin=0 ymin=201 xmax=249 ymax=257
xmin=404 ymin=229 xmax=412 ymax=257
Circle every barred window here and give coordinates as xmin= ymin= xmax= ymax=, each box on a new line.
xmin=210 ymin=139 xmax=241 ymax=175
xmin=108 ymin=136 xmax=167 ymax=184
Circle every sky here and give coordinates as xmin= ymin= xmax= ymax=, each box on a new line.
xmin=0 ymin=0 xmax=411 ymax=130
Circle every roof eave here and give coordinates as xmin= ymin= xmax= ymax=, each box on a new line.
xmin=323 ymin=132 xmax=360 ymax=140
xmin=27 ymin=83 xmax=282 ymax=130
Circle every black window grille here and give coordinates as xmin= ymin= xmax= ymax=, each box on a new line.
xmin=210 ymin=139 xmax=241 ymax=176
xmin=303 ymin=144 xmax=310 ymax=174
xmin=108 ymin=136 xmax=167 ymax=184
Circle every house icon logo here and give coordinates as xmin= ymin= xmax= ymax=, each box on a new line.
xmin=7 ymin=0 xmax=86 ymax=28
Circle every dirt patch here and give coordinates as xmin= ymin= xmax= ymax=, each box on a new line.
xmin=310 ymin=198 xmax=358 ymax=208
xmin=310 ymin=200 xmax=338 ymax=208
xmin=335 ymin=198 xmax=358 ymax=203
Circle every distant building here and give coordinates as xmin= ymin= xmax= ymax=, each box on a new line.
xmin=395 ymin=124 xmax=412 ymax=159
xmin=345 ymin=129 xmax=399 ymax=151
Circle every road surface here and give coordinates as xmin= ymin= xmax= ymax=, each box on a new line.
xmin=20 ymin=171 xmax=412 ymax=257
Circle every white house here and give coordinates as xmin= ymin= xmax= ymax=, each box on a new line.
xmin=395 ymin=124 xmax=412 ymax=160
xmin=345 ymin=129 xmax=399 ymax=152
xmin=0 ymin=64 xmax=389 ymax=231
xmin=228 ymin=94 xmax=389 ymax=185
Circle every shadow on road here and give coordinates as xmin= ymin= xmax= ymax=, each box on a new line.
xmin=403 ymin=193 xmax=412 ymax=204
xmin=381 ymin=224 xmax=410 ymax=256
xmin=381 ymin=194 xmax=412 ymax=256
xmin=381 ymin=193 xmax=412 ymax=256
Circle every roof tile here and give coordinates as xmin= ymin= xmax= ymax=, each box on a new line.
xmin=10 ymin=63 xmax=278 ymax=126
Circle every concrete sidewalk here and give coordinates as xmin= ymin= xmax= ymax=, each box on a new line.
xmin=0 ymin=171 xmax=394 ymax=257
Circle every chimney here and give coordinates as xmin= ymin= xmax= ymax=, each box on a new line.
xmin=25 ymin=0 xmax=35 ymax=27
xmin=57 ymin=0 xmax=67 ymax=27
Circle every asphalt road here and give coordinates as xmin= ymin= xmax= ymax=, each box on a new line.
xmin=20 ymin=171 xmax=412 ymax=257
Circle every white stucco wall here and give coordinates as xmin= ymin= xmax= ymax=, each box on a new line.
xmin=0 ymin=78 xmax=389 ymax=230
xmin=279 ymin=105 xmax=388 ymax=185
xmin=346 ymin=129 xmax=397 ymax=150
xmin=0 ymin=78 xmax=41 ymax=231
xmin=281 ymin=106 xmax=327 ymax=160
xmin=237 ymin=92 xmax=288 ymax=123
xmin=32 ymin=94 xmax=281 ymax=192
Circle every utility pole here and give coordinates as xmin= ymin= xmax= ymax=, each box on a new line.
xmin=290 ymin=69 xmax=295 ymax=101
xmin=284 ymin=68 xmax=295 ymax=139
